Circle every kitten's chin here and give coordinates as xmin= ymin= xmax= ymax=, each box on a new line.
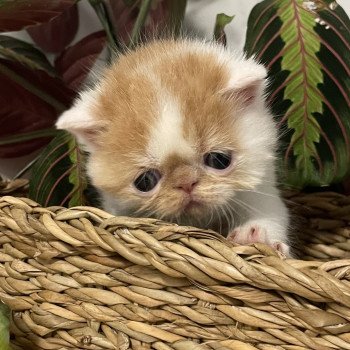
xmin=183 ymin=200 xmax=202 ymax=212
xmin=179 ymin=195 xmax=209 ymax=216
xmin=174 ymin=198 xmax=233 ymax=235
xmin=173 ymin=200 xmax=211 ymax=226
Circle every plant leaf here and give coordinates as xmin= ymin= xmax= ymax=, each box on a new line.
xmin=0 ymin=303 xmax=10 ymax=350
xmin=167 ymin=0 xmax=187 ymax=36
xmin=26 ymin=4 xmax=79 ymax=53
xmin=89 ymin=0 xmax=120 ymax=55
xmin=0 ymin=0 xmax=77 ymax=32
xmin=0 ymin=35 xmax=56 ymax=76
xmin=0 ymin=59 xmax=73 ymax=158
xmin=55 ymin=31 xmax=106 ymax=91
xmin=213 ymin=13 xmax=234 ymax=46
xmin=129 ymin=0 xmax=153 ymax=46
xmin=0 ymin=128 xmax=59 ymax=147
xmin=123 ymin=0 xmax=137 ymax=6
xmin=29 ymin=131 xmax=88 ymax=207
xmin=108 ymin=0 xmax=180 ymax=45
xmin=244 ymin=0 xmax=350 ymax=188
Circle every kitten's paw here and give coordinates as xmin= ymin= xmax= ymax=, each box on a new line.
xmin=227 ymin=220 xmax=290 ymax=257
xmin=271 ymin=241 xmax=290 ymax=257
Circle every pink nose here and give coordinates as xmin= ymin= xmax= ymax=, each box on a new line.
xmin=176 ymin=181 xmax=198 ymax=194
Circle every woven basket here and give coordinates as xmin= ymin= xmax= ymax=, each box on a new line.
xmin=0 ymin=178 xmax=350 ymax=350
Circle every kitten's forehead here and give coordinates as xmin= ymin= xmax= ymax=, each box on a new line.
xmin=147 ymin=93 xmax=194 ymax=162
xmin=96 ymin=40 xmax=241 ymax=162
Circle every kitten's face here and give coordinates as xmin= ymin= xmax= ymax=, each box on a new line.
xmin=57 ymin=40 xmax=277 ymax=232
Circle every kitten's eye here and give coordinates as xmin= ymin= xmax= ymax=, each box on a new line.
xmin=204 ymin=152 xmax=232 ymax=170
xmin=134 ymin=169 xmax=161 ymax=192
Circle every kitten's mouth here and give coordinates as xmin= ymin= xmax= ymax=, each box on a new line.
xmin=183 ymin=198 xmax=203 ymax=212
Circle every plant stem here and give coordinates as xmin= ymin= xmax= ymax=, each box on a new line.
xmin=88 ymin=0 xmax=121 ymax=60
xmin=129 ymin=0 xmax=152 ymax=47
xmin=168 ymin=0 xmax=187 ymax=36
xmin=0 ymin=62 xmax=67 ymax=113
xmin=213 ymin=13 xmax=234 ymax=47
xmin=0 ymin=128 xmax=58 ymax=146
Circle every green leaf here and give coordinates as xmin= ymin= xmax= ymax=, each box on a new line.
xmin=0 ymin=128 xmax=58 ymax=146
xmin=244 ymin=0 xmax=350 ymax=188
xmin=129 ymin=0 xmax=153 ymax=47
xmin=88 ymin=0 xmax=120 ymax=55
xmin=213 ymin=13 xmax=234 ymax=46
xmin=29 ymin=131 xmax=88 ymax=207
xmin=168 ymin=0 xmax=187 ymax=36
xmin=0 ymin=35 xmax=56 ymax=76
xmin=122 ymin=0 xmax=137 ymax=6
xmin=0 ymin=303 xmax=10 ymax=350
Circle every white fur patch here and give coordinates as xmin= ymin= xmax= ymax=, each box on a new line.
xmin=56 ymin=89 xmax=102 ymax=152
xmin=147 ymin=94 xmax=193 ymax=161
xmin=56 ymin=89 xmax=97 ymax=130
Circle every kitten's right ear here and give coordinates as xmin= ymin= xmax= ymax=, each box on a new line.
xmin=56 ymin=91 xmax=104 ymax=152
xmin=222 ymin=58 xmax=267 ymax=108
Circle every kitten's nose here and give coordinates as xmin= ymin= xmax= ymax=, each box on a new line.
xmin=176 ymin=181 xmax=198 ymax=194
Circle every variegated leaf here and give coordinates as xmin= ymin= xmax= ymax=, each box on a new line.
xmin=245 ymin=0 xmax=350 ymax=188
xmin=28 ymin=131 xmax=88 ymax=207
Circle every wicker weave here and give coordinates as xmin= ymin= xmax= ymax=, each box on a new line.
xmin=0 ymin=190 xmax=350 ymax=350
xmin=0 ymin=178 xmax=28 ymax=197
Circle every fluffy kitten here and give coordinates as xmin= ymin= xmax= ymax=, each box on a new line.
xmin=56 ymin=39 xmax=291 ymax=256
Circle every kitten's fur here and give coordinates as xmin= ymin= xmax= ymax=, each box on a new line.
xmin=56 ymin=39 xmax=291 ymax=256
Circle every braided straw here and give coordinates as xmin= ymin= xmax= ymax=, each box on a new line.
xmin=0 ymin=178 xmax=28 ymax=197
xmin=0 ymin=193 xmax=349 ymax=350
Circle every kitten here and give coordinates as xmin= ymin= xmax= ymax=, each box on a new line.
xmin=56 ymin=39 xmax=291 ymax=256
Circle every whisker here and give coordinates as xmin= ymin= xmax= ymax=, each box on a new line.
xmin=234 ymin=188 xmax=296 ymax=205
xmin=215 ymin=206 xmax=223 ymax=234
xmin=228 ymin=197 xmax=286 ymax=229
xmin=223 ymin=202 xmax=236 ymax=232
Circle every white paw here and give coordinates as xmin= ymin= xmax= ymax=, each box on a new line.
xmin=227 ymin=219 xmax=291 ymax=257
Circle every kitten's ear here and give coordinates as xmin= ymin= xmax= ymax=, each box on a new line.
xmin=222 ymin=60 xmax=267 ymax=107
xmin=56 ymin=91 xmax=104 ymax=152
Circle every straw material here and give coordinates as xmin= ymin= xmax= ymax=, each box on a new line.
xmin=0 ymin=178 xmax=28 ymax=197
xmin=0 ymin=191 xmax=349 ymax=350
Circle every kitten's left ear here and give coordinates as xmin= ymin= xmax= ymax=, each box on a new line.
xmin=56 ymin=90 xmax=105 ymax=152
xmin=222 ymin=60 xmax=267 ymax=107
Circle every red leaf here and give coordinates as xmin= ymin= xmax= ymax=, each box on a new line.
xmin=0 ymin=0 xmax=76 ymax=32
xmin=0 ymin=59 xmax=74 ymax=158
xmin=55 ymin=31 xmax=106 ymax=91
xmin=26 ymin=4 xmax=79 ymax=53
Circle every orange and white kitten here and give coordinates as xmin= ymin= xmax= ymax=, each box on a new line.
xmin=56 ymin=39 xmax=291 ymax=256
